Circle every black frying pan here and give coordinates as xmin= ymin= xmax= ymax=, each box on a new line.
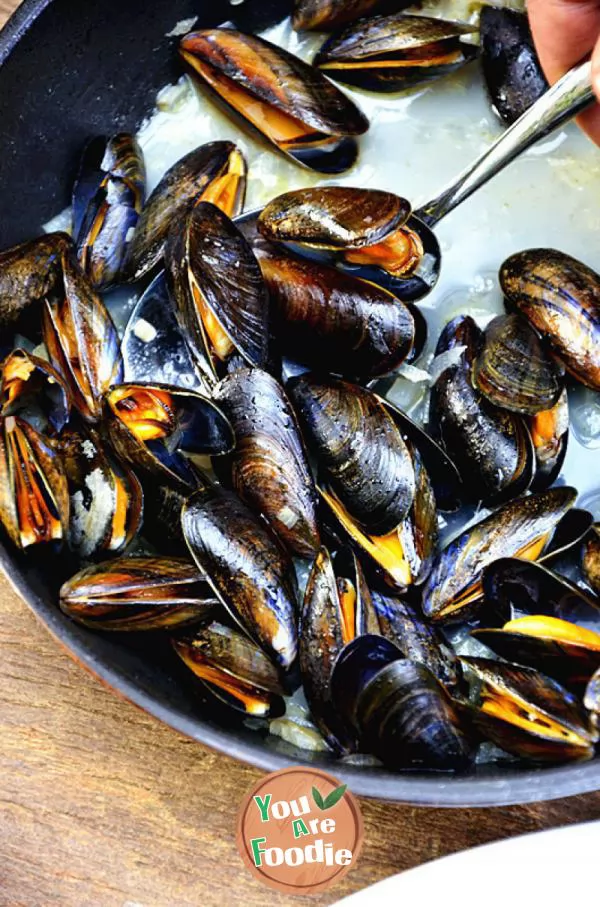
xmin=1 ymin=0 xmax=599 ymax=805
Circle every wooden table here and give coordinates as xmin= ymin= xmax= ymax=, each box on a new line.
xmin=1 ymin=1 xmax=600 ymax=904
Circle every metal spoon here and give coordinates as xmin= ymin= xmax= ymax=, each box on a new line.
xmin=397 ymin=60 xmax=594 ymax=300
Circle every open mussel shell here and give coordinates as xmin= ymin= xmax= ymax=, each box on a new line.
xmin=72 ymin=133 xmax=146 ymax=290
xmin=182 ymin=479 xmax=298 ymax=673
xmin=173 ymin=621 xmax=287 ymax=719
xmin=583 ymin=525 xmax=600 ymax=596
xmin=431 ymin=341 xmax=535 ymax=506
xmin=0 ymin=415 xmax=70 ymax=551
xmin=528 ymin=389 xmax=569 ymax=492
xmin=289 ymin=374 xmax=416 ymax=534
xmin=421 ymin=487 xmax=577 ymax=624
xmin=462 ymin=657 xmax=598 ymax=763
xmin=314 ymin=13 xmax=478 ymax=92
xmin=0 ymin=348 xmax=71 ymax=435
xmin=481 ymin=556 xmax=600 ymax=629
xmin=473 ymin=313 xmax=563 ymax=416
xmin=126 ymin=141 xmax=246 ymax=281
xmin=258 ymin=186 xmax=439 ymax=301
xmin=255 ymin=242 xmax=416 ymax=380
xmin=0 ymin=232 xmax=72 ymax=333
xmin=480 ymin=6 xmax=548 ymax=126
xmin=179 ymin=29 xmax=368 ymax=174
xmin=500 ymin=248 xmax=600 ymax=392
xmin=373 ymin=591 xmax=462 ymax=691
xmin=60 ymin=556 xmax=216 ymax=631
xmin=293 ymin=0 xmax=409 ymax=31
xmin=121 ymin=271 xmax=205 ymax=392
xmin=300 ymin=546 xmax=378 ymax=752
xmin=42 ymin=253 xmax=124 ymax=422
xmin=213 ymin=367 xmax=320 ymax=558
xmin=60 ymin=427 xmax=143 ymax=560
xmin=472 ymin=615 xmax=600 ymax=690
xmin=104 ymin=382 xmax=234 ymax=492
xmin=167 ymin=202 xmax=270 ymax=387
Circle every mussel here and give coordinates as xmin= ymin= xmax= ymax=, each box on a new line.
xmin=60 ymin=556 xmax=216 ymax=630
xmin=528 ymin=390 xmax=569 ymax=492
xmin=500 ymin=249 xmax=600 ymax=391
xmin=300 ymin=546 xmax=378 ymax=751
xmin=431 ymin=315 xmax=535 ymax=505
xmin=331 ymin=635 xmax=473 ymax=770
xmin=182 ymin=478 xmax=298 ymax=673
xmin=292 ymin=0 xmax=409 ymax=31
xmin=314 ymin=14 xmax=478 ymax=92
xmin=1 ymin=348 xmax=71 ymax=435
xmin=72 ymin=133 xmax=146 ymax=290
xmin=213 ymin=367 xmax=320 ymax=558
xmin=480 ymin=6 xmax=548 ymax=126
xmin=42 ymin=253 xmax=123 ymax=422
xmin=0 ymin=232 xmax=71 ymax=333
xmin=104 ymin=383 xmax=234 ymax=491
xmin=584 ymin=525 xmax=600 ymax=596
xmin=472 ymin=614 xmax=600 ymax=691
xmin=173 ymin=621 xmax=287 ymax=718
xmin=60 ymin=428 xmax=143 ymax=560
xmin=584 ymin=667 xmax=600 ymax=728
xmin=258 ymin=186 xmax=441 ymax=300
xmin=422 ymin=487 xmax=577 ymax=623
xmin=179 ymin=29 xmax=369 ymax=173
xmin=472 ymin=313 xmax=563 ymax=416
xmin=463 ymin=657 xmax=598 ymax=762
xmin=167 ymin=202 xmax=270 ymax=387
xmin=0 ymin=415 xmax=69 ymax=550
xmin=254 ymin=243 xmax=416 ymax=379
xmin=126 ymin=142 xmax=246 ymax=280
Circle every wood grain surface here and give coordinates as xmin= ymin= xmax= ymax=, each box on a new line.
xmin=1 ymin=1 xmax=600 ymax=905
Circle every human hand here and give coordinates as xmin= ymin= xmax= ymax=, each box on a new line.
xmin=528 ymin=0 xmax=600 ymax=143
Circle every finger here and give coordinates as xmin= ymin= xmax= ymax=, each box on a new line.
xmin=528 ymin=0 xmax=600 ymax=82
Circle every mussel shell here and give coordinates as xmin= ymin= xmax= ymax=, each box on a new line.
xmin=471 ymin=617 xmax=600 ymax=690
xmin=0 ymin=348 xmax=71 ymax=435
xmin=583 ymin=525 xmax=600 ymax=596
xmin=292 ymin=0 xmax=409 ymax=31
xmin=213 ymin=367 xmax=320 ymax=558
xmin=421 ymin=487 xmax=577 ymax=623
xmin=179 ymin=30 xmax=368 ymax=173
xmin=42 ymin=253 xmax=124 ymax=422
xmin=60 ymin=427 xmax=143 ymax=560
xmin=173 ymin=621 xmax=286 ymax=718
xmin=182 ymin=479 xmax=298 ymax=672
xmin=463 ymin=656 xmax=598 ymax=762
xmin=121 ymin=271 xmax=205 ymax=392
xmin=256 ymin=243 xmax=415 ymax=379
xmin=289 ymin=374 xmax=416 ymax=534
xmin=500 ymin=249 xmax=600 ymax=391
xmin=584 ymin=667 xmax=600 ymax=721
xmin=373 ymin=591 xmax=462 ymax=691
xmin=482 ymin=556 xmax=600 ymax=628
xmin=73 ymin=133 xmax=146 ymax=290
xmin=357 ymin=658 xmax=473 ymax=771
xmin=480 ymin=6 xmax=548 ymax=126
xmin=330 ymin=632 xmax=403 ymax=729
xmin=60 ymin=556 xmax=216 ymax=630
xmin=472 ymin=313 xmax=563 ymax=416
xmin=104 ymin=382 xmax=234 ymax=492
xmin=126 ymin=142 xmax=247 ymax=280
xmin=528 ymin=389 xmax=569 ymax=492
xmin=434 ymin=313 xmax=483 ymax=361
xmin=258 ymin=187 xmax=411 ymax=251
xmin=0 ymin=232 xmax=71 ymax=333
xmin=140 ymin=479 xmax=190 ymax=556
xmin=167 ymin=202 xmax=269 ymax=386
xmin=0 ymin=415 xmax=70 ymax=550
xmin=315 ymin=14 xmax=478 ymax=92
xmin=431 ymin=358 xmax=535 ymax=506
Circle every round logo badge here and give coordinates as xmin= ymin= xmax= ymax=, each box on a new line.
xmin=236 ymin=766 xmax=364 ymax=895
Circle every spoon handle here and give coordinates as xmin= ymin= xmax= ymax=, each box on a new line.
xmin=415 ymin=60 xmax=594 ymax=227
